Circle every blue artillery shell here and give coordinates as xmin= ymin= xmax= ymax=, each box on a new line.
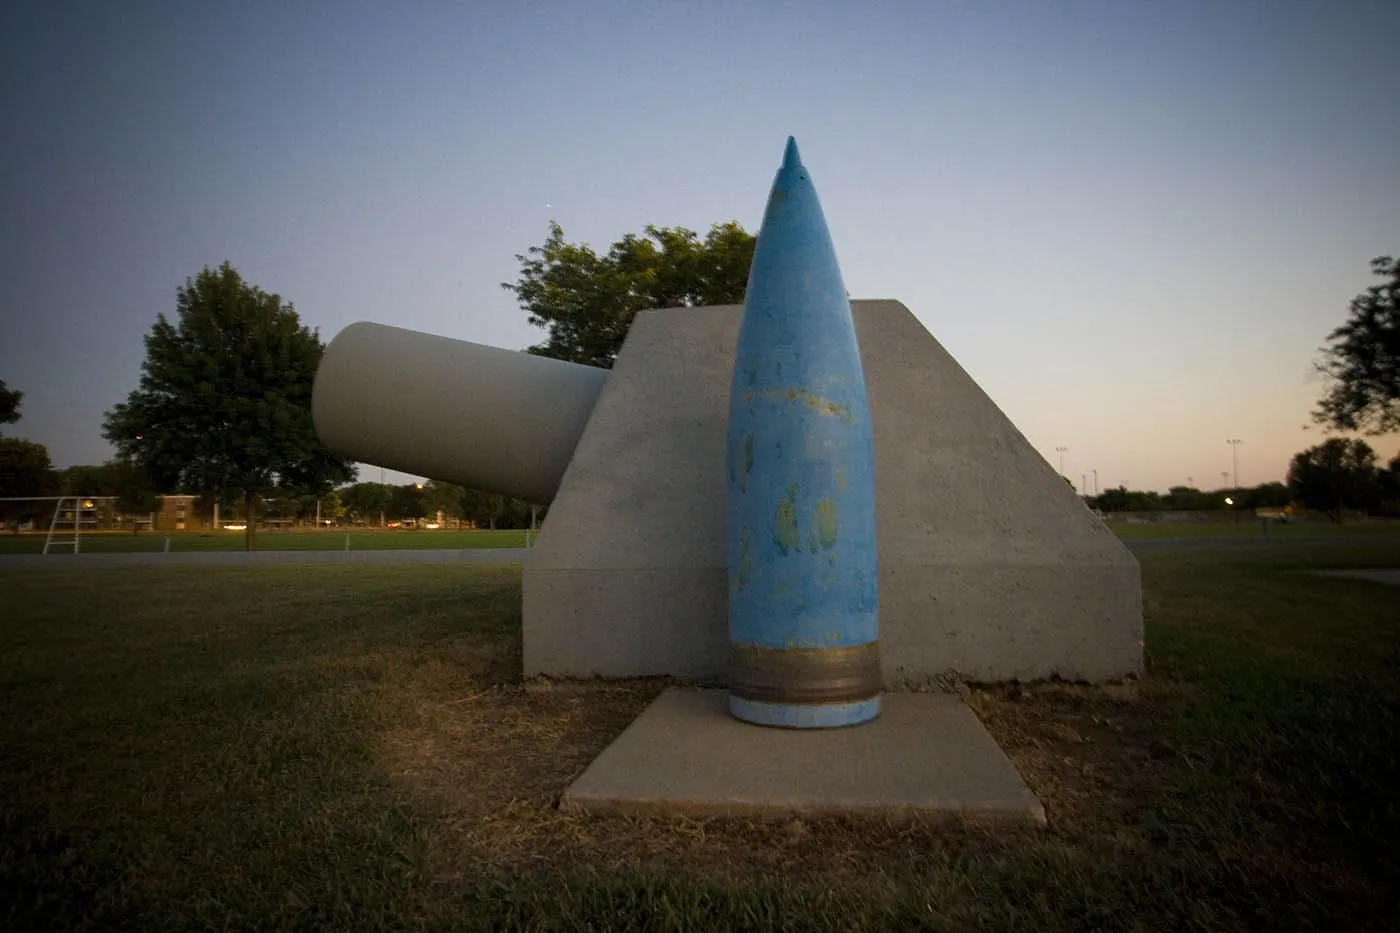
xmin=725 ymin=137 xmax=881 ymax=728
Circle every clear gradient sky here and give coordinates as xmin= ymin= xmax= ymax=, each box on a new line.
xmin=2 ymin=0 xmax=1396 ymax=493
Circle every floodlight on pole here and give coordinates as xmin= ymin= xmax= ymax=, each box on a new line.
xmin=1226 ymin=438 xmax=1242 ymax=488
xmin=1055 ymin=446 xmax=1068 ymax=475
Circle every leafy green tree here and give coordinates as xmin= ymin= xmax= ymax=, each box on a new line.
xmin=420 ymin=480 xmax=465 ymax=522
xmin=263 ymin=495 xmax=296 ymax=520
xmin=488 ymin=493 xmax=509 ymax=530
xmin=1287 ymin=438 xmax=1381 ymax=522
xmin=1239 ymin=482 xmax=1292 ymax=510
xmin=320 ymin=490 xmax=345 ymax=525
xmin=108 ymin=458 xmax=157 ymax=530
xmin=1377 ymin=452 xmax=1400 ymax=517
xmin=501 ymin=496 xmax=537 ymax=530
xmin=339 ymin=482 xmax=393 ymax=524
xmin=283 ymin=490 xmax=340 ymax=525
xmin=102 ymin=262 xmax=355 ymax=550
xmin=388 ymin=483 xmax=425 ymax=523
xmin=0 ymin=380 xmax=21 ymax=432
xmin=1092 ymin=486 xmax=1166 ymax=513
xmin=1315 ymin=256 xmax=1400 ymax=433
xmin=57 ymin=464 xmax=116 ymax=497
xmin=0 ymin=438 xmax=55 ymax=498
xmin=0 ymin=438 xmax=57 ymax=531
xmin=1164 ymin=486 xmax=1219 ymax=511
xmin=503 ymin=221 xmax=757 ymax=367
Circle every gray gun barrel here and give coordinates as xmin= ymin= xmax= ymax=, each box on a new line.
xmin=312 ymin=322 xmax=607 ymax=503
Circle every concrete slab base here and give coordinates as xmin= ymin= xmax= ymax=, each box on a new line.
xmin=562 ymin=688 xmax=1045 ymax=827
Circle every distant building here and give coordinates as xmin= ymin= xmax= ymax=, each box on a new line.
xmin=154 ymin=494 xmax=207 ymax=531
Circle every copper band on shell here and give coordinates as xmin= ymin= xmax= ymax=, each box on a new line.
xmin=729 ymin=642 xmax=882 ymax=705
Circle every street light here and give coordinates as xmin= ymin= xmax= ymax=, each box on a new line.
xmin=1227 ymin=438 xmax=1242 ymax=488
xmin=1055 ymin=446 xmax=1068 ymax=475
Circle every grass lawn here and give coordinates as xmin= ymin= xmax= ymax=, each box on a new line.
xmin=2 ymin=543 xmax=1397 ymax=931
xmin=1109 ymin=518 xmax=1400 ymax=540
xmin=2 ymin=523 xmax=1392 ymax=555
xmin=0 ymin=528 xmax=528 ymax=554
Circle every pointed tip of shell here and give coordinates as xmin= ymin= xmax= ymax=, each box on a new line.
xmin=782 ymin=136 xmax=802 ymax=170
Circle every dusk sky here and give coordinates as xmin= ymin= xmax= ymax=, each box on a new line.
xmin=3 ymin=0 xmax=1396 ymax=494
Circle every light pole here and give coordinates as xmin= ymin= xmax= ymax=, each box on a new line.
xmin=1092 ymin=470 xmax=1098 ymax=496
xmin=1081 ymin=473 xmax=1088 ymax=495
xmin=1055 ymin=446 xmax=1068 ymax=475
xmin=1227 ymin=438 xmax=1242 ymax=488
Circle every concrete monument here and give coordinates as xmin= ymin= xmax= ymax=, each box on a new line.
xmin=313 ymin=305 xmax=1142 ymax=690
xmin=312 ymin=136 xmax=1141 ymax=820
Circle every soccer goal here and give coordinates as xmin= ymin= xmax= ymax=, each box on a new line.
xmin=0 ymin=496 xmax=121 ymax=554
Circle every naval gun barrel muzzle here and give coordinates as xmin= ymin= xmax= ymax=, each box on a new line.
xmin=312 ymin=322 xmax=608 ymax=504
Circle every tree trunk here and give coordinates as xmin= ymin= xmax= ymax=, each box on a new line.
xmin=244 ymin=490 xmax=257 ymax=551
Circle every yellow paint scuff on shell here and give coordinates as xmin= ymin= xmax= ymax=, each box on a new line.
xmin=815 ymin=496 xmax=839 ymax=549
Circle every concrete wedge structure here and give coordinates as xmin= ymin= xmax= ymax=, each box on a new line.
xmin=310 ymin=301 xmax=1142 ymax=686
xmin=524 ymin=299 xmax=1142 ymax=685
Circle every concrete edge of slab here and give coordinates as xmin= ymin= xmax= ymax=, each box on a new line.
xmin=560 ymin=791 xmax=1047 ymax=828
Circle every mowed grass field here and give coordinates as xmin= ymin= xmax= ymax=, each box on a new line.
xmin=0 ymin=528 xmax=528 ymax=554
xmin=1110 ymin=518 xmax=1400 ymax=540
xmin=2 ymin=539 xmax=1398 ymax=931
xmin=2 ymin=520 xmax=1394 ymax=555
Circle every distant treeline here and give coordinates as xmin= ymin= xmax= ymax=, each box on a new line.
xmin=1085 ymin=482 xmax=1291 ymax=514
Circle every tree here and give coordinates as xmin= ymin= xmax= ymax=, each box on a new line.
xmin=1378 ymin=452 xmax=1400 ymax=517
xmin=102 ymin=262 xmax=356 ymax=550
xmin=388 ymin=483 xmax=425 ymax=523
xmin=1164 ymin=486 xmax=1219 ymax=511
xmin=1287 ymin=438 xmax=1381 ymax=522
xmin=503 ymin=221 xmax=757 ymax=368
xmin=108 ymin=458 xmax=157 ymax=529
xmin=1314 ymin=256 xmax=1400 ymax=434
xmin=0 ymin=380 xmax=20 ymax=432
xmin=1238 ymin=481 xmax=1291 ymax=510
xmin=339 ymin=482 xmax=393 ymax=524
xmin=0 ymin=438 xmax=55 ymax=498
xmin=420 ymin=480 xmax=465 ymax=523
xmin=0 ymin=438 xmax=57 ymax=530
xmin=320 ymin=490 xmax=345 ymax=525
xmin=57 ymin=463 xmax=117 ymax=497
